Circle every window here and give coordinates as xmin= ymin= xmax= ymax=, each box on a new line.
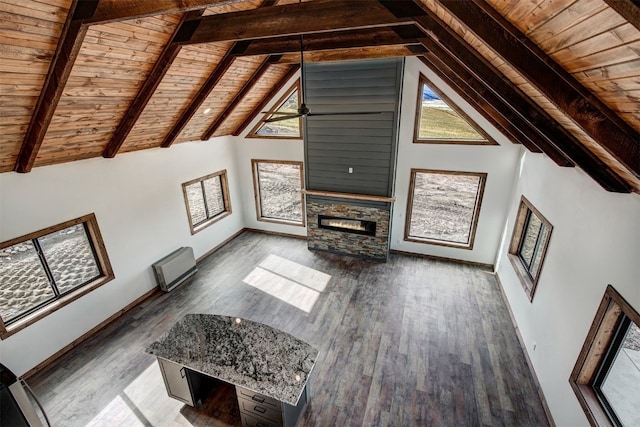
xmin=248 ymin=81 xmax=302 ymax=139
xmin=570 ymin=285 xmax=640 ymax=427
xmin=414 ymin=73 xmax=495 ymax=145
xmin=182 ymin=170 xmax=231 ymax=234
xmin=508 ymin=196 xmax=553 ymax=300
xmin=252 ymin=160 xmax=304 ymax=226
xmin=0 ymin=214 xmax=114 ymax=338
xmin=404 ymin=169 xmax=486 ymax=249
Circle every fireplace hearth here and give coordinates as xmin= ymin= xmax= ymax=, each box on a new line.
xmin=318 ymin=215 xmax=376 ymax=236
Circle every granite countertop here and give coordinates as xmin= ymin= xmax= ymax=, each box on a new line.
xmin=146 ymin=314 xmax=318 ymax=406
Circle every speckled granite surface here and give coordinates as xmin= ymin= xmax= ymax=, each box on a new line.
xmin=146 ymin=314 xmax=318 ymax=405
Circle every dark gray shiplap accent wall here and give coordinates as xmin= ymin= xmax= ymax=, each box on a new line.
xmin=303 ymin=58 xmax=404 ymax=197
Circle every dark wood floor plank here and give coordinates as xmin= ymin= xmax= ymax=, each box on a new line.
xmin=27 ymin=231 xmax=549 ymax=426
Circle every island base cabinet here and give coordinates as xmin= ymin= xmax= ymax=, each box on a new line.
xmin=240 ymin=411 xmax=282 ymax=427
xmin=236 ymin=384 xmax=309 ymax=427
xmin=157 ymin=358 xmax=198 ymax=406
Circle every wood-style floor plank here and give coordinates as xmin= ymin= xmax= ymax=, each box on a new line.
xmin=27 ymin=231 xmax=549 ymax=426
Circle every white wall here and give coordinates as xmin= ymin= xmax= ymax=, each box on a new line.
xmin=0 ymin=138 xmax=244 ymax=375
xmin=233 ymin=70 xmax=307 ymax=237
xmin=495 ymin=151 xmax=640 ymax=426
xmin=390 ymin=57 xmax=521 ymax=265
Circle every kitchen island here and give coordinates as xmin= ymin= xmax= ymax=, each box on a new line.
xmin=146 ymin=314 xmax=318 ymax=427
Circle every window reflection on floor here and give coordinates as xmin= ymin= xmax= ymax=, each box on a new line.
xmin=243 ymin=254 xmax=331 ymax=313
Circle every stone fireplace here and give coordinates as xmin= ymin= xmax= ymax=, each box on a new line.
xmin=305 ymin=193 xmax=393 ymax=261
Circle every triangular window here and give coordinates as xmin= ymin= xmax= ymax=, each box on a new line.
xmin=414 ymin=74 xmax=495 ymax=145
xmin=248 ymin=81 xmax=302 ymax=139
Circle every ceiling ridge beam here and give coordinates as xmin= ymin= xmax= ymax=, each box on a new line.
xmin=201 ymin=56 xmax=279 ymax=140
xmin=14 ymin=0 xmax=90 ymax=173
xmin=232 ymin=64 xmax=300 ymax=137
xmin=103 ymin=9 xmax=206 ymax=159
xmin=233 ymin=26 xmax=423 ymax=57
xmin=439 ymin=0 xmax=639 ymax=178
xmin=177 ymin=0 xmax=417 ymax=46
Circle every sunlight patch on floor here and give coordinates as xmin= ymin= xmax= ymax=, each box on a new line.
xmin=85 ymin=361 xmax=193 ymax=427
xmin=243 ymin=254 xmax=331 ymax=312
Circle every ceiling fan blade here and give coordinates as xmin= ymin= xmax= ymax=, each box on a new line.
xmin=261 ymin=111 xmax=298 ymax=115
xmin=263 ymin=113 xmax=303 ymax=123
xmin=307 ymin=111 xmax=384 ymax=117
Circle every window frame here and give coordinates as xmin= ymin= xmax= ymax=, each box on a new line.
xmin=247 ymin=81 xmax=302 ymax=140
xmin=0 ymin=213 xmax=114 ymax=339
xmin=404 ymin=168 xmax=487 ymax=250
xmin=251 ymin=159 xmax=305 ymax=227
xmin=413 ymin=73 xmax=497 ymax=145
xmin=507 ymin=196 xmax=553 ymax=301
xmin=181 ymin=170 xmax=232 ymax=235
xmin=570 ymin=285 xmax=640 ymax=427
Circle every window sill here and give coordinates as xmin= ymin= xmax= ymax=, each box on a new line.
xmin=570 ymin=383 xmax=615 ymax=426
xmin=257 ymin=217 xmax=305 ymax=227
xmin=191 ymin=211 xmax=232 ymax=235
xmin=1 ymin=274 xmax=115 ymax=340
xmin=507 ymin=253 xmax=538 ymax=301
xmin=404 ymin=235 xmax=473 ymax=250
xmin=413 ymin=138 xmax=497 ymax=146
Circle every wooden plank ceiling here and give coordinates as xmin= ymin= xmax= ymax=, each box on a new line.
xmin=0 ymin=0 xmax=638 ymax=192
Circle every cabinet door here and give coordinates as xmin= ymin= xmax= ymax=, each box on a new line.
xmin=157 ymin=359 xmax=194 ymax=406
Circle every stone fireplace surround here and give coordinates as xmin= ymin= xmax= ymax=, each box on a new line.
xmin=305 ymin=193 xmax=392 ymax=261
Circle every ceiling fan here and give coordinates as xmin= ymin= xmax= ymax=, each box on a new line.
xmin=263 ymin=33 xmax=382 ymax=123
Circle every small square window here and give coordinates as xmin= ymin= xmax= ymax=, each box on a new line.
xmin=182 ymin=170 xmax=231 ymax=234
xmin=251 ymin=160 xmax=304 ymax=226
xmin=404 ymin=169 xmax=486 ymax=249
xmin=570 ymin=285 xmax=640 ymax=426
xmin=508 ymin=196 xmax=553 ymax=300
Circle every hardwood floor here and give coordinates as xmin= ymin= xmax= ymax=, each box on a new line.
xmin=28 ymin=231 xmax=550 ymax=426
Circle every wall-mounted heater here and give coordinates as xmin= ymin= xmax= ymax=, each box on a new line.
xmin=152 ymin=247 xmax=197 ymax=292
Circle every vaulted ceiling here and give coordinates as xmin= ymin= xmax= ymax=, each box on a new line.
xmin=1 ymin=0 xmax=638 ymax=193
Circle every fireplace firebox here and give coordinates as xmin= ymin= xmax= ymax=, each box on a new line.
xmin=318 ymin=215 xmax=376 ymax=236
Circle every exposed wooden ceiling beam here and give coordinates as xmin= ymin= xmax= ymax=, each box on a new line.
xmin=418 ymin=54 xmax=543 ymax=154
xmin=419 ymin=54 xmax=529 ymax=145
xmin=418 ymin=42 xmax=565 ymax=161
xmin=232 ymin=64 xmax=300 ymax=136
xmin=102 ymin=9 xmax=205 ymax=159
xmin=420 ymin=50 xmax=630 ymax=192
xmin=439 ymin=0 xmax=640 ymax=179
xmin=14 ymin=0 xmax=90 ymax=173
xmin=81 ymin=0 xmax=247 ymax=25
xmin=233 ymin=26 xmax=424 ymax=57
xmin=201 ymin=56 xmax=278 ymax=140
xmin=602 ymin=0 xmax=640 ymax=31
xmin=160 ymin=0 xmax=279 ymax=147
xmin=412 ymin=10 xmax=631 ymax=192
xmin=177 ymin=0 xmax=419 ymax=45
xmin=160 ymin=43 xmax=249 ymax=148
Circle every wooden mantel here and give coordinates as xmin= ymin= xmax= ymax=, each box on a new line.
xmin=302 ymin=189 xmax=396 ymax=203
